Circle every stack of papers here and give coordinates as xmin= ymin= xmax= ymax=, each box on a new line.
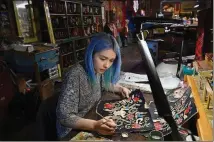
xmin=118 ymin=72 xmax=181 ymax=93
xmin=118 ymin=72 xmax=151 ymax=93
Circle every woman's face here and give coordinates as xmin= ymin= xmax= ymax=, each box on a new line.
xmin=93 ymin=48 xmax=116 ymax=74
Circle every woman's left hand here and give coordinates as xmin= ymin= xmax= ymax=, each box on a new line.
xmin=119 ymin=86 xmax=131 ymax=98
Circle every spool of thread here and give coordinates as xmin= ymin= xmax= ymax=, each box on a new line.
xmin=148 ymin=130 xmax=164 ymax=141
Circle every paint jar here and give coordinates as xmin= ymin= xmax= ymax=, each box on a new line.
xmin=148 ymin=130 xmax=164 ymax=141
xmin=182 ymin=65 xmax=195 ymax=75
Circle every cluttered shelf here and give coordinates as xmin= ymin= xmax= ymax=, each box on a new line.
xmin=186 ymin=75 xmax=213 ymax=141
xmin=34 ymin=0 xmax=104 ymax=73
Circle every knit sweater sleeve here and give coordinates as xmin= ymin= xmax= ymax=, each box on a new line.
xmin=56 ymin=66 xmax=81 ymax=128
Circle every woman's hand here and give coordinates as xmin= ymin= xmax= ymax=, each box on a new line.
xmin=119 ymin=86 xmax=131 ymax=98
xmin=108 ymin=84 xmax=131 ymax=98
xmin=93 ymin=118 xmax=116 ymax=135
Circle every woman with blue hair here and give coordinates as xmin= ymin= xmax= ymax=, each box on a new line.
xmin=56 ymin=33 xmax=131 ymax=140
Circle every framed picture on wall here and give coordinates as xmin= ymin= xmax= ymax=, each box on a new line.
xmin=13 ymin=0 xmax=38 ymax=43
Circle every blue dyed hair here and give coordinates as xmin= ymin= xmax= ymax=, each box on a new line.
xmin=84 ymin=33 xmax=121 ymax=87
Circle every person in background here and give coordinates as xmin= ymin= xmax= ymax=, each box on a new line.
xmin=56 ymin=33 xmax=131 ymax=141
xmin=104 ymin=22 xmax=113 ymax=35
xmin=127 ymin=11 xmax=136 ymax=43
xmin=104 ymin=20 xmax=122 ymax=47
xmin=120 ymin=19 xmax=129 ymax=47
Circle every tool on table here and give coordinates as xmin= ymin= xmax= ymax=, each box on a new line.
xmin=96 ymin=111 xmax=109 ymax=122
xmin=135 ymin=81 xmax=150 ymax=84
xmin=148 ymin=130 xmax=164 ymax=141
xmin=121 ymin=132 xmax=129 ymax=138
xmin=178 ymin=127 xmax=196 ymax=141
xmin=95 ymin=103 xmax=113 ymax=124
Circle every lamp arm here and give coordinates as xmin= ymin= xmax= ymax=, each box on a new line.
xmin=136 ymin=32 xmax=183 ymax=141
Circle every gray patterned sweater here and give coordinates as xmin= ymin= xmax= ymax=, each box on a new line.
xmin=56 ymin=64 xmax=102 ymax=139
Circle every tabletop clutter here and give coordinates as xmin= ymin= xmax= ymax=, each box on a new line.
xmin=70 ymin=72 xmax=199 ymax=141
xmin=118 ymin=72 xmax=182 ymax=93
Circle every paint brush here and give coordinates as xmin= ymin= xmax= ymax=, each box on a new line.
xmin=96 ymin=108 xmax=112 ymax=124
xmin=97 ymin=112 xmax=108 ymax=121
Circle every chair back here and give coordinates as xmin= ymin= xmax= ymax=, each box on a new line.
xmin=36 ymin=91 xmax=59 ymax=141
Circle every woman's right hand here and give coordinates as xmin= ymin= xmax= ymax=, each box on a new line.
xmin=93 ymin=118 xmax=116 ymax=135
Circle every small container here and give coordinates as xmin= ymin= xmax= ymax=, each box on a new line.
xmin=182 ymin=65 xmax=195 ymax=75
xmin=148 ymin=130 xmax=164 ymax=141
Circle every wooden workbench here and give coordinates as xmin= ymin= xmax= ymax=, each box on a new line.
xmin=186 ymin=75 xmax=213 ymax=141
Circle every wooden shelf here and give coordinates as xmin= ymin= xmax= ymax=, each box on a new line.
xmin=67 ymin=13 xmax=81 ymax=16
xmin=82 ymin=2 xmax=101 ymax=7
xmin=83 ymin=14 xmax=93 ymax=16
xmin=65 ymin=1 xmax=81 ymax=4
xmin=40 ymin=0 xmax=103 ymax=73
xmin=69 ymin=26 xmax=82 ymax=28
xmin=61 ymin=51 xmax=73 ymax=56
xmin=52 ymin=28 xmax=67 ymax=30
xmin=56 ymin=38 xmax=71 ymax=42
xmin=83 ymin=24 xmax=93 ymax=26
xmin=62 ymin=64 xmax=74 ymax=72
xmin=55 ymin=36 xmax=91 ymax=44
xmin=50 ymin=13 xmax=66 ymax=16
xmin=75 ymin=48 xmax=85 ymax=52
xmin=186 ymin=76 xmax=213 ymax=141
xmin=78 ymin=59 xmax=84 ymax=62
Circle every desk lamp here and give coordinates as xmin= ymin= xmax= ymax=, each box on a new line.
xmin=134 ymin=17 xmax=183 ymax=141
